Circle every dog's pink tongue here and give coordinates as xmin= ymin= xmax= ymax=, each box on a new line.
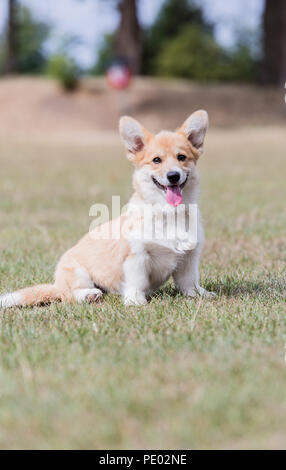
xmin=166 ymin=186 xmax=182 ymax=207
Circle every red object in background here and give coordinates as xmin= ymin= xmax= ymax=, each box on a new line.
xmin=106 ymin=62 xmax=132 ymax=90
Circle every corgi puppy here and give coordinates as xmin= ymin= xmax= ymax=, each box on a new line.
xmin=0 ymin=110 xmax=216 ymax=309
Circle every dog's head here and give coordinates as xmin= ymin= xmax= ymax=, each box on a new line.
xmin=119 ymin=111 xmax=208 ymax=206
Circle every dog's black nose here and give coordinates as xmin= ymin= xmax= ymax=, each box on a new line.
xmin=167 ymin=171 xmax=180 ymax=184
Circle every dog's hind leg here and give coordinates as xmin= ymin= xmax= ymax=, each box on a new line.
xmin=55 ymin=260 xmax=103 ymax=303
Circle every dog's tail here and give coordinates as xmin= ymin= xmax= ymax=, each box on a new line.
xmin=0 ymin=284 xmax=61 ymax=309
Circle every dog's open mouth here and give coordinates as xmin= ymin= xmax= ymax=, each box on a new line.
xmin=152 ymin=174 xmax=188 ymax=207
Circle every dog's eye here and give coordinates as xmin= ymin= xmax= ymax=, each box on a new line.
xmin=153 ymin=157 xmax=162 ymax=164
xmin=177 ymin=154 xmax=187 ymax=162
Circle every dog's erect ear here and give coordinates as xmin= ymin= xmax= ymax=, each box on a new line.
xmin=119 ymin=116 xmax=151 ymax=160
xmin=178 ymin=110 xmax=208 ymax=155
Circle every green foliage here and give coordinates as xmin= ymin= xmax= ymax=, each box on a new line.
xmin=225 ymin=44 xmax=256 ymax=82
xmin=92 ymin=0 xmax=255 ymax=82
xmin=46 ymin=54 xmax=79 ymax=91
xmin=0 ymin=5 xmax=50 ymax=74
xmin=16 ymin=5 xmax=50 ymax=74
xmin=142 ymin=0 xmax=212 ymax=74
xmin=154 ymin=25 xmax=255 ymax=82
xmin=92 ymin=0 xmax=212 ymax=76
xmin=154 ymin=25 xmax=225 ymax=81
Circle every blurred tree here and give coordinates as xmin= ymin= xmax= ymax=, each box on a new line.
xmin=92 ymin=0 xmax=141 ymax=75
xmin=94 ymin=0 xmax=207 ymax=75
xmin=142 ymin=0 xmax=212 ymax=74
xmin=115 ymin=0 xmax=141 ymax=74
xmin=154 ymin=24 xmax=227 ymax=81
xmin=150 ymin=1 xmax=255 ymax=82
xmin=261 ymin=0 xmax=286 ymax=85
xmin=226 ymin=43 xmax=256 ymax=82
xmin=93 ymin=0 xmax=256 ymax=82
xmin=5 ymin=0 xmax=18 ymax=73
xmin=156 ymin=30 xmax=255 ymax=82
xmin=1 ymin=3 xmax=50 ymax=74
xmin=16 ymin=5 xmax=50 ymax=73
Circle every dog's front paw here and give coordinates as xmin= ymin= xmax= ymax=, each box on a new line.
xmin=123 ymin=289 xmax=147 ymax=306
xmin=185 ymin=286 xmax=217 ymax=299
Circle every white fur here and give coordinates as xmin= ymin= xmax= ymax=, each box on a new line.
xmin=122 ymin=241 xmax=150 ymax=305
xmin=74 ymin=266 xmax=94 ymax=289
xmin=122 ymin=163 xmax=215 ymax=302
xmin=73 ymin=288 xmax=102 ymax=303
xmin=0 ymin=292 xmax=22 ymax=308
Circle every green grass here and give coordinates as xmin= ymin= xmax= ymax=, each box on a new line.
xmin=0 ymin=128 xmax=285 ymax=449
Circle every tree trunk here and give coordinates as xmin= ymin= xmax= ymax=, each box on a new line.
xmin=5 ymin=0 xmax=18 ymax=74
xmin=261 ymin=0 xmax=286 ymax=85
xmin=115 ymin=0 xmax=141 ymax=74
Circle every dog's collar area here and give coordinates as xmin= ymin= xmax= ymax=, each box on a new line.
xmin=152 ymin=173 xmax=189 ymax=191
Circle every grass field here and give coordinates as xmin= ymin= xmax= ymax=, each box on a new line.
xmin=0 ymin=127 xmax=285 ymax=449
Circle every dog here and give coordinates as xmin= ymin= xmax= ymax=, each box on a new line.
xmin=0 ymin=110 xmax=216 ymax=309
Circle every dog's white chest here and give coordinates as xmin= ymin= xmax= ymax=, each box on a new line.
xmin=144 ymin=242 xmax=183 ymax=292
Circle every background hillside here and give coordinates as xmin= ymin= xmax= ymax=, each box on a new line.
xmin=0 ymin=77 xmax=285 ymax=141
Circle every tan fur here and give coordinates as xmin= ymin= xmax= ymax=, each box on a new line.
xmin=16 ymin=284 xmax=61 ymax=306
xmin=55 ymin=219 xmax=131 ymax=298
xmin=134 ymin=131 xmax=195 ymax=167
